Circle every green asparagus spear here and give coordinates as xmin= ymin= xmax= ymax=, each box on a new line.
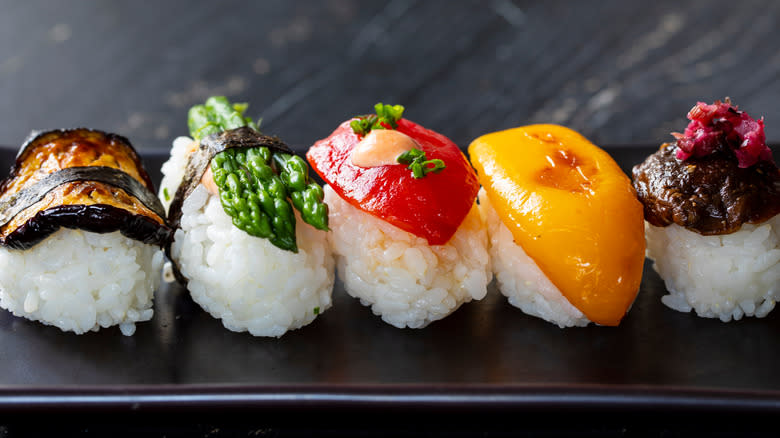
xmin=186 ymin=96 xmax=329 ymax=252
xmin=188 ymin=97 xmax=257 ymax=140
xmin=188 ymin=105 xmax=220 ymax=140
xmin=205 ymin=96 xmax=249 ymax=131
xmin=273 ymin=153 xmax=329 ymax=231
xmin=211 ymin=148 xmax=297 ymax=252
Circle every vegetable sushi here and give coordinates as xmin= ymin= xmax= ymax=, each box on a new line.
xmin=306 ymin=103 xmax=490 ymax=328
xmin=160 ymin=96 xmax=333 ymax=337
xmin=632 ymin=99 xmax=780 ymax=321
xmin=469 ymin=124 xmax=645 ymax=327
xmin=0 ymin=128 xmax=170 ymax=335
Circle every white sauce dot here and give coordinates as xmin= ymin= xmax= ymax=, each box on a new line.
xmin=351 ymin=129 xmax=418 ymax=168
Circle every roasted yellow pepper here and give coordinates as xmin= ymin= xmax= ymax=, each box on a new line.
xmin=469 ymin=124 xmax=645 ymax=326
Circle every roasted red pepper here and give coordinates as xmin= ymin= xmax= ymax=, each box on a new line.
xmin=307 ymin=118 xmax=479 ymax=245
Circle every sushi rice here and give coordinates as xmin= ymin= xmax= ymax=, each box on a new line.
xmin=478 ymin=189 xmax=590 ymax=328
xmin=160 ymin=137 xmax=334 ymax=337
xmin=645 ymin=216 xmax=780 ymax=322
xmin=325 ymin=185 xmax=490 ymax=329
xmin=0 ymin=229 xmax=163 ymax=335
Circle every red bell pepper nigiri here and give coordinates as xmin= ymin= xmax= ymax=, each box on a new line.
xmin=306 ymin=103 xmax=479 ymax=245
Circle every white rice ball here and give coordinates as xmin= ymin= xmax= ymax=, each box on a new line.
xmin=478 ymin=189 xmax=590 ymax=328
xmin=0 ymin=229 xmax=163 ymax=335
xmin=159 ymin=136 xmax=194 ymax=213
xmin=646 ymin=216 xmax=780 ymax=322
xmin=171 ymin=185 xmax=334 ymax=337
xmin=325 ymin=184 xmax=490 ymax=329
xmin=161 ymin=136 xmax=335 ymax=337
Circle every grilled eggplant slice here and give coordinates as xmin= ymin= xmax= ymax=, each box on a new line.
xmin=0 ymin=128 xmax=171 ymax=249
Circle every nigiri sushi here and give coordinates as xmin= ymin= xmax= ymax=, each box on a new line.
xmin=469 ymin=124 xmax=645 ymax=327
xmin=632 ymin=99 xmax=780 ymax=321
xmin=159 ymin=96 xmax=333 ymax=337
xmin=306 ymin=103 xmax=490 ymax=328
xmin=0 ymin=128 xmax=171 ymax=335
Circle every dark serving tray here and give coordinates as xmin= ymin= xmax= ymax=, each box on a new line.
xmin=0 ymin=145 xmax=778 ymax=421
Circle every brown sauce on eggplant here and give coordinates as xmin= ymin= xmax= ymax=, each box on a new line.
xmin=0 ymin=129 xmax=170 ymax=249
xmin=632 ymin=143 xmax=780 ymax=235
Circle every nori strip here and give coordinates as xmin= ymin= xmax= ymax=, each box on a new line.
xmin=0 ymin=166 xmax=165 ymax=227
xmin=165 ymin=126 xmax=293 ymax=284
xmin=167 ymin=126 xmax=293 ymax=231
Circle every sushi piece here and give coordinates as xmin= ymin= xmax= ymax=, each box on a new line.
xmin=306 ymin=103 xmax=490 ymax=328
xmin=160 ymin=96 xmax=333 ymax=337
xmin=469 ymin=124 xmax=645 ymax=327
xmin=0 ymin=128 xmax=171 ymax=335
xmin=632 ymin=99 xmax=780 ymax=321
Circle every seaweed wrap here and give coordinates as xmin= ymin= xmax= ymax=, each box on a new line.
xmin=0 ymin=128 xmax=171 ymax=335
xmin=159 ymin=97 xmax=333 ymax=337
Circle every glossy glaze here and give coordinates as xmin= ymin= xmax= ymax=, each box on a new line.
xmin=469 ymin=124 xmax=645 ymax=326
xmin=307 ymin=118 xmax=479 ymax=245
xmin=632 ymin=143 xmax=780 ymax=235
xmin=0 ymin=129 xmax=169 ymax=249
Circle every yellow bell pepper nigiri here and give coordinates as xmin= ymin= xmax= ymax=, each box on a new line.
xmin=469 ymin=124 xmax=645 ymax=326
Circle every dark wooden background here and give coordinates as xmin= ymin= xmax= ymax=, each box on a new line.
xmin=0 ymin=0 xmax=778 ymax=154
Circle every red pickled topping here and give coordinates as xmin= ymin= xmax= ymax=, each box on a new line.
xmin=307 ymin=118 xmax=479 ymax=245
xmin=674 ymin=99 xmax=772 ymax=168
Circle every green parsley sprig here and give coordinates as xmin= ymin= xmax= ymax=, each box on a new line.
xmin=350 ymin=103 xmax=405 ymax=136
xmin=397 ymin=148 xmax=446 ymax=179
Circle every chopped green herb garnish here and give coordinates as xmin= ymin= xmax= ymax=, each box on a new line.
xmin=397 ymin=148 xmax=446 ymax=179
xmin=313 ymin=306 xmax=320 ymax=315
xmin=187 ymin=96 xmax=328 ymax=252
xmin=163 ymin=187 xmax=170 ymax=202
xmin=350 ymin=102 xmax=405 ymax=136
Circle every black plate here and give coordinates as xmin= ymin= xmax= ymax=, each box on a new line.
xmin=0 ymin=146 xmax=778 ymax=416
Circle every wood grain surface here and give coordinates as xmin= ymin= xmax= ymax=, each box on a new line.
xmin=0 ymin=0 xmax=778 ymax=152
